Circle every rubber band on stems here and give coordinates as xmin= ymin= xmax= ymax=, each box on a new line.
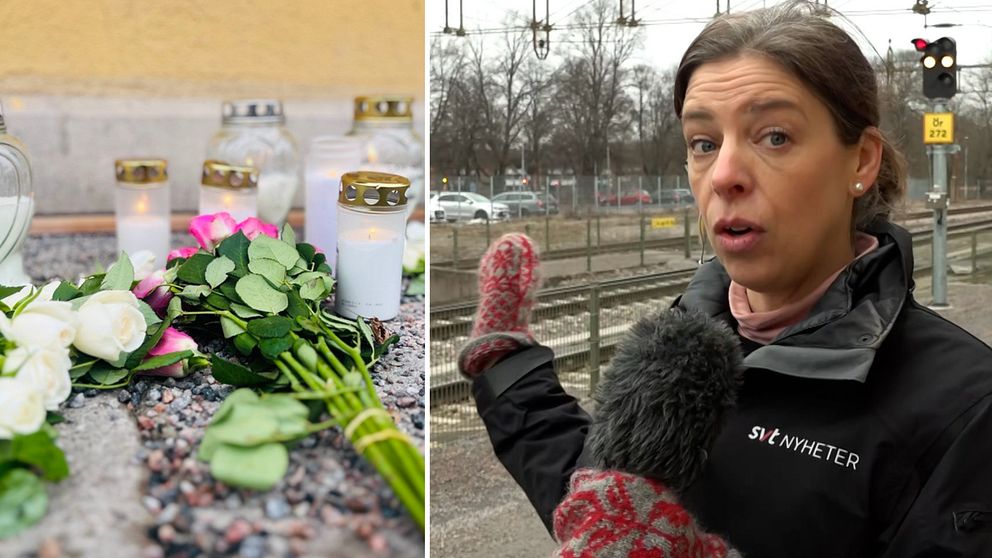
xmin=354 ymin=430 xmax=415 ymax=455
xmin=343 ymin=408 xmax=393 ymax=440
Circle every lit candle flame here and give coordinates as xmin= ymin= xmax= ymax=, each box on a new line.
xmin=223 ymin=193 xmax=234 ymax=207
xmin=369 ymin=227 xmax=377 ymax=240
xmin=367 ymin=144 xmax=378 ymax=164
xmin=135 ymin=195 xmax=149 ymax=214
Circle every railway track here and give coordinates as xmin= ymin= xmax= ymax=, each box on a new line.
xmin=431 ymin=204 xmax=992 ymax=270
xmin=429 ymin=219 xmax=992 ymax=406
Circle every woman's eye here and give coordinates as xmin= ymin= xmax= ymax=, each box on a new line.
xmin=763 ymin=131 xmax=789 ymax=147
xmin=689 ymin=139 xmax=717 ymax=155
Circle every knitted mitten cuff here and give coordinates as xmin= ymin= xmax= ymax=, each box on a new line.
xmin=552 ymin=469 xmax=739 ymax=558
xmin=457 ymin=331 xmax=537 ymax=378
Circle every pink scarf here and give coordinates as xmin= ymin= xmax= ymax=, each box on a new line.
xmin=730 ymin=233 xmax=879 ymax=344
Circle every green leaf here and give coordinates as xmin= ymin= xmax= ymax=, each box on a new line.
xmin=0 ymin=285 xmax=22 ymax=300
xmin=248 ymin=258 xmax=287 ymax=286
xmin=0 ymin=469 xmax=47 ymax=538
xmin=233 ymin=333 xmax=258 ymax=356
xmin=372 ymin=334 xmax=400 ymax=364
xmin=230 ymin=303 xmax=263 ymax=319
xmin=296 ymin=243 xmax=316 ymax=266
xmin=136 ymin=300 xmax=163 ymax=330
xmin=246 ymin=316 xmax=294 ymax=339
xmin=211 ymin=388 xmax=259 ymax=424
xmin=69 ymin=360 xmax=96 ymax=380
xmin=125 ymin=318 xmax=174 ymax=370
xmin=286 ymin=291 xmax=311 ymax=321
xmin=217 ymin=232 xmax=251 ymax=278
xmin=179 ymin=285 xmax=211 ymax=301
xmin=405 ymin=274 xmax=425 ymax=296
xmin=176 ymin=253 xmax=215 ymax=285
xmin=89 ymin=367 xmax=130 ymax=386
xmin=210 ymin=355 xmax=273 ymax=387
xmin=235 ymin=275 xmax=288 ymax=314
xmin=204 ymin=292 xmax=231 ymax=310
xmin=280 ymin=223 xmax=297 ymax=246
xmin=295 ymin=271 xmax=332 ymax=301
xmin=197 ymin=429 xmax=222 ymax=462
xmin=207 ymin=405 xmax=280 ymax=446
xmin=45 ymin=413 xmax=65 ymax=426
xmin=2 ymin=431 xmax=69 ymax=482
xmin=258 ymin=336 xmax=293 ymax=360
xmin=51 ymin=281 xmax=82 ymax=302
xmin=218 ymin=282 xmax=245 ymax=305
xmin=248 ymin=235 xmax=299 ymax=270
xmin=77 ymin=274 xmax=105 ymax=296
xmin=101 ymin=252 xmax=135 ymax=291
xmin=132 ymin=350 xmax=194 ymax=372
xmin=205 ymin=256 xmax=236 ymax=289
xmin=220 ymin=316 xmax=246 ymax=339
xmin=208 ymin=443 xmax=288 ymax=491
xmin=166 ymin=296 xmax=184 ymax=321
xmin=357 ymin=318 xmax=375 ymax=353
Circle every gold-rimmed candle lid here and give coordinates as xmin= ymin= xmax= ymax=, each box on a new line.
xmin=201 ymin=160 xmax=259 ymax=190
xmin=115 ymin=159 xmax=169 ymax=184
xmin=353 ymin=96 xmax=414 ymax=121
xmin=339 ymin=171 xmax=410 ymax=211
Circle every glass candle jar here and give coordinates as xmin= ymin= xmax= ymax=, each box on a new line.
xmin=206 ymin=99 xmax=300 ymax=226
xmin=199 ymin=160 xmax=259 ymax=222
xmin=335 ymin=171 xmax=409 ymax=321
xmin=305 ymin=136 xmax=362 ymax=272
xmin=0 ymin=101 xmax=35 ymax=286
xmin=114 ymin=159 xmax=171 ymax=267
xmin=346 ymin=96 xmax=424 ymax=216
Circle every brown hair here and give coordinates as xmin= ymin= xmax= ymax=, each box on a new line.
xmin=673 ymin=1 xmax=906 ymax=231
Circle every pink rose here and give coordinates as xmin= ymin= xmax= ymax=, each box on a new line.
xmin=235 ymin=217 xmax=279 ymax=241
xmin=189 ymin=212 xmax=238 ymax=251
xmin=138 ymin=327 xmax=198 ymax=377
xmin=167 ymin=246 xmax=198 ymax=262
xmin=132 ymin=269 xmax=173 ymax=315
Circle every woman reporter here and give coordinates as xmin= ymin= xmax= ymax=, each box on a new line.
xmin=458 ymin=2 xmax=992 ymax=556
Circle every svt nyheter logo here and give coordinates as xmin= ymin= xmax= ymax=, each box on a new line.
xmin=748 ymin=426 xmax=860 ymax=470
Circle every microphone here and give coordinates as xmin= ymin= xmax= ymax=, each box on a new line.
xmin=586 ymin=306 xmax=743 ymax=492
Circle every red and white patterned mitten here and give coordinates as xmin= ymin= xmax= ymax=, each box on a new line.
xmin=457 ymin=233 xmax=542 ymax=378
xmin=553 ymin=469 xmax=740 ymax=558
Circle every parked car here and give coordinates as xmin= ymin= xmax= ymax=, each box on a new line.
xmin=598 ymin=189 xmax=653 ymax=206
xmin=658 ymin=188 xmax=695 ymax=208
xmin=434 ymin=192 xmax=510 ymax=222
xmin=428 ymin=194 xmax=447 ymax=223
xmin=491 ymin=191 xmax=559 ymax=217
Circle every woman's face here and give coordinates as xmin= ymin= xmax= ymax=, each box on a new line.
xmin=682 ymin=54 xmax=880 ymax=308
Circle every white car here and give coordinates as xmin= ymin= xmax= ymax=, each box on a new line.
xmin=428 ymin=195 xmax=447 ymax=223
xmin=434 ymin=192 xmax=510 ymax=222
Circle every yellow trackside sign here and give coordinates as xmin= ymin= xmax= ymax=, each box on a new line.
xmin=651 ymin=217 xmax=677 ymax=229
xmin=924 ymin=112 xmax=954 ymax=144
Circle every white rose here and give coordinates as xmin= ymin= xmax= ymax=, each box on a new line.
xmin=73 ymin=290 xmax=147 ymax=362
xmin=3 ymin=346 xmax=72 ymax=410
xmin=129 ymin=250 xmax=158 ymax=282
xmin=1 ymin=281 xmax=61 ymax=309
xmin=0 ymin=377 xmax=47 ymax=439
xmin=0 ymin=300 xmax=77 ymax=350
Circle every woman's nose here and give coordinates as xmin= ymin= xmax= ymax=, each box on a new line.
xmin=709 ymin=139 xmax=753 ymax=199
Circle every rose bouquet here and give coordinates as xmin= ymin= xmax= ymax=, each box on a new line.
xmin=0 ymin=257 xmax=199 ymax=538
xmin=135 ymin=213 xmax=425 ymax=530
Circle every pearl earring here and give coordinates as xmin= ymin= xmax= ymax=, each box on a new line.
xmin=853 ymin=182 xmax=865 ymax=194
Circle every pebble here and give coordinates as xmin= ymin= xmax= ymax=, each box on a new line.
xmin=157 ymin=524 xmax=176 ymax=544
xmin=161 ymin=390 xmax=174 ymax=404
xmin=142 ymin=545 xmax=165 ymax=558
xmin=146 ymin=388 xmax=162 ymax=402
xmin=158 ymin=503 xmax=180 ymax=524
xmin=224 ymin=519 xmax=253 ymax=545
xmin=117 ymin=390 xmax=132 ymax=404
xmin=396 ymin=396 xmax=416 ymax=408
xmin=137 ymin=416 xmax=155 ymax=430
xmin=238 ymin=535 xmax=267 ymax=558
xmin=265 ymin=497 xmax=291 ymax=520
xmin=169 ymin=392 xmax=192 ymax=412
xmin=143 ymin=496 xmax=163 ymax=514
xmin=38 ymin=538 xmax=60 ymax=558
xmin=68 ymin=393 xmax=85 ymax=408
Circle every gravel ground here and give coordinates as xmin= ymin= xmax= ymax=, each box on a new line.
xmin=3 ymin=232 xmax=425 ymax=558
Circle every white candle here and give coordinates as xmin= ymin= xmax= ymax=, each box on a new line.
xmin=199 ymin=185 xmax=256 ymax=222
xmin=305 ymin=136 xmax=362 ymax=272
xmin=335 ymin=227 xmax=404 ymax=320
xmin=117 ymin=215 xmax=170 ymax=267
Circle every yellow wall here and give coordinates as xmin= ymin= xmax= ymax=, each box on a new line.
xmin=0 ymin=0 xmax=424 ymax=98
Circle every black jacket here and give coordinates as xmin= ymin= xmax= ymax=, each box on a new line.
xmin=471 ymin=222 xmax=992 ymax=557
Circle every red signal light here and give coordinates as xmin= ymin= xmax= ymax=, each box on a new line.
xmin=912 ymin=38 xmax=929 ymax=52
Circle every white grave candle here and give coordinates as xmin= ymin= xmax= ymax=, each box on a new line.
xmin=334 ymin=171 xmax=410 ymax=321
xmin=305 ymin=136 xmax=362 ymax=272
xmin=199 ymin=160 xmax=258 ymax=222
xmin=114 ymin=159 xmax=171 ymax=267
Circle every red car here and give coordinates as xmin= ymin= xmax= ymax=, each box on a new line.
xmin=598 ymin=189 xmax=653 ymax=206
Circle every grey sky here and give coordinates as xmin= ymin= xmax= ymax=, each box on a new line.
xmin=429 ymin=0 xmax=992 ymax=76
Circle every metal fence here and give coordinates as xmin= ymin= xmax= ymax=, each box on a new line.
xmin=429 ymin=220 xmax=992 ymax=448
